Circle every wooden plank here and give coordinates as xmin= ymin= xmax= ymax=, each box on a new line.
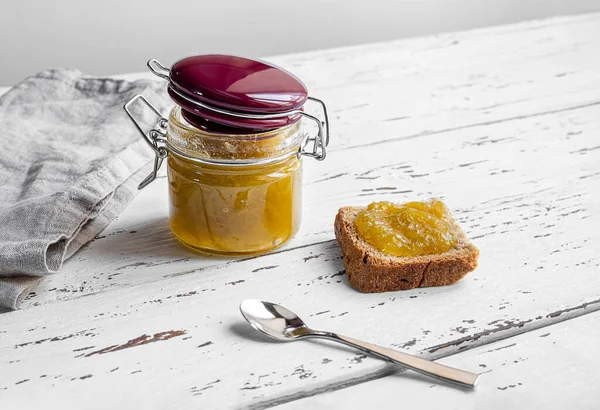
xmin=269 ymin=13 xmax=600 ymax=151
xmin=275 ymin=309 xmax=600 ymax=410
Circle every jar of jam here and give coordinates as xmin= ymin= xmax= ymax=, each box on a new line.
xmin=124 ymin=55 xmax=330 ymax=255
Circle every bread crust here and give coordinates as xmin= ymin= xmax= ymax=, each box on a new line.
xmin=334 ymin=206 xmax=479 ymax=293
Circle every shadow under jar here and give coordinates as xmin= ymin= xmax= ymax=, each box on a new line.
xmin=124 ymin=55 xmax=330 ymax=255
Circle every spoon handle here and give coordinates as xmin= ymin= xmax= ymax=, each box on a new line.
xmin=312 ymin=331 xmax=480 ymax=388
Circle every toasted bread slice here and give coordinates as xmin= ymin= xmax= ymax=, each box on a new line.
xmin=334 ymin=206 xmax=479 ymax=293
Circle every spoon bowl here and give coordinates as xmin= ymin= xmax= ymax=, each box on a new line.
xmin=240 ymin=299 xmax=311 ymax=341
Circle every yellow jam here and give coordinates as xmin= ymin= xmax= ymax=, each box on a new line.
xmin=166 ymin=107 xmax=303 ymax=255
xmin=354 ymin=199 xmax=459 ymax=257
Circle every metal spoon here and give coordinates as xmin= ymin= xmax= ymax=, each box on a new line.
xmin=239 ymin=299 xmax=480 ymax=388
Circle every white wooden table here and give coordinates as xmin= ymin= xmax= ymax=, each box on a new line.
xmin=2 ymin=13 xmax=600 ymax=409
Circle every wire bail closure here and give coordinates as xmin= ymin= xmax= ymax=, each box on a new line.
xmin=124 ymin=59 xmax=330 ymax=190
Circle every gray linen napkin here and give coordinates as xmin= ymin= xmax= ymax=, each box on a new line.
xmin=0 ymin=69 xmax=170 ymax=309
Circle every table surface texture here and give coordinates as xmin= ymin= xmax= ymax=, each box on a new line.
xmin=1 ymin=12 xmax=599 ymax=410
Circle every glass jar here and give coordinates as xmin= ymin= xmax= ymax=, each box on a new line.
xmin=124 ymin=55 xmax=330 ymax=255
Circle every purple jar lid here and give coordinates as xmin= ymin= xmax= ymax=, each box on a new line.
xmin=161 ymin=55 xmax=308 ymax=132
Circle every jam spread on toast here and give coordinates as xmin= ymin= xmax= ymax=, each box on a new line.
xmin=354 ymin=199 xmax=460 ymax=257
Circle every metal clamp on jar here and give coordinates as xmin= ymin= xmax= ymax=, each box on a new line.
xmin=124 ymin=55 xmax=330 ymax=255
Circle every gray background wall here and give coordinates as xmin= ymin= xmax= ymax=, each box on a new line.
xmin=1 ymin=0 xmax=599 ymax=86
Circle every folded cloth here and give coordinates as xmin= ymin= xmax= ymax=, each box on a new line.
xmin=0 ymin=69 xmax=170 ymax=309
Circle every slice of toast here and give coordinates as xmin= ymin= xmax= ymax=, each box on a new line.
xmin=334 ymin=206 xmax=479 ymax=293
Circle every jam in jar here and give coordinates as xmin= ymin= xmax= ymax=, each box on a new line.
xmin=124 ymin=55 xmax=329 ymax=255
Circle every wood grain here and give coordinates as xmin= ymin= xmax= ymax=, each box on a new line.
xmin=2 ymin=13 xmax=600 ymax=410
